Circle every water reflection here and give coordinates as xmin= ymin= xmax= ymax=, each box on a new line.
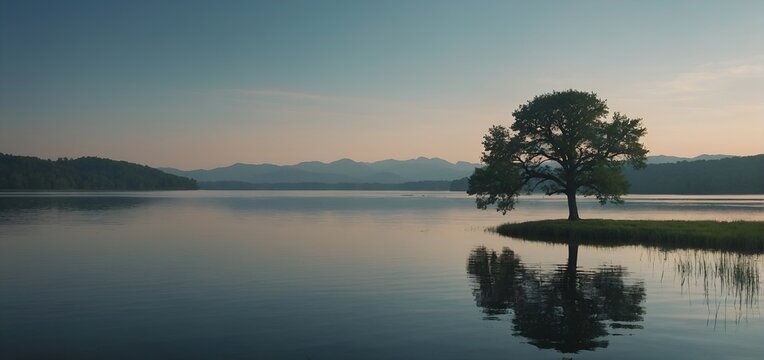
xmin=0 ymin=196 xmax=152 ymax=212
xmin=468 ymin=244 xmax=764 ymax=354
xmin=467 ymin=245 xmax=646 ymax=354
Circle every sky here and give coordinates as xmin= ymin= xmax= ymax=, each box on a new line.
xmin=1 ymin=0 xmax=762 ymax=169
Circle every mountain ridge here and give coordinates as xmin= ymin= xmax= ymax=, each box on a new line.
xmin=161 ymin=154 xmax=741 ymax=184
xmin=646 ymin=154 xmax=736 ymax=164
xmin=198 ymin=155 xmax=764 ymax=194
xmin=160 ymin=157 xmax=481 ymax=183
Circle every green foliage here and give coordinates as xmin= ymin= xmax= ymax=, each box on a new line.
xmin=0 ymin=153 xmax=198 ymax=190
xmin=467 ymin=160 xmax=523 ymax=214
xmin=580 ymin=163 xmax=630 ymax=204
xmin=468 ymin=90 xmax=647 ymax=218
xmin=496 ymin=220 xmax=764 ymax=254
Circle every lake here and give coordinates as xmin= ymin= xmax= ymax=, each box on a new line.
xmin=1 ymin=191 xmax=762 ymax=359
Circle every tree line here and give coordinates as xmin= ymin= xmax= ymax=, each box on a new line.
xmin=452 ymin=155 xmax=764 ymax=194
xmin=623 ymin=155 xmax=764 ymax=194
xmin=0 ymin=154 xmax=198 ymax=190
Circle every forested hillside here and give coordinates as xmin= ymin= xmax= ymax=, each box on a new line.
xmin=450 ymin=155 xmax=764 ymax=194
xmin=0 ymin=154 xmax=198 ymax=190
xmin=623 ymin=155 xmax=764 ymax=194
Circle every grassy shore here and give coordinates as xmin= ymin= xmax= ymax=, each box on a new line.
xmin=495 ymin=219 xmax=764 ymax=253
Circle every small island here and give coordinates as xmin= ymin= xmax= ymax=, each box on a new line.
xmin=466 ymin=91 xmax=764 ymax=252
xmin=496 ymin=219 xmax=764 ymax=253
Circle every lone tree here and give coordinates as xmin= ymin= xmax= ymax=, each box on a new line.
xmin=467 ymin=90 xmax=648 ymax=220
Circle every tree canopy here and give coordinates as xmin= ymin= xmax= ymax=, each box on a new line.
xmin=467 ymin=90 xmax=648 ymax=220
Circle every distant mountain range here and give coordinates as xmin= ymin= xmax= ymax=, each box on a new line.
xmin=1 ymin=152 xmax=759 ymax=194
xmin=162 ymin=154 xmax=739 ymax=184
xmin=160 ymin=157 xmax=479 ymax=184
xmin=646 ymin=154 xmax=735 ymax=164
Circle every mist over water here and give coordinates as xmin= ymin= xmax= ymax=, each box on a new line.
xmin=1 ymin=192 xmax=762 ymax=359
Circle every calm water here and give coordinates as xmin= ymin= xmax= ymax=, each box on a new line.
xmin=1 ymin=191 xmax=762 ymax=359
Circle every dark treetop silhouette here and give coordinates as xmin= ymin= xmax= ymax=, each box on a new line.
xmin=467 ymin=90 xmax=648 ymax=220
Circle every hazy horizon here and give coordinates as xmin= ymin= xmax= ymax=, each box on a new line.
xmin=3 ymin=152 xmax=760 ymax=172
xmin=154 ymin=152 xmax=762 ymax=171
xmin=2 ymin=1 xmax=763 ymax=169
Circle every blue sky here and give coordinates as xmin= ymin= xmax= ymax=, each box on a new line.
xmin=1 ymin=0 xmax=762 ymax=169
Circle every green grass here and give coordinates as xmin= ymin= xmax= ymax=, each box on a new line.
xmin=495 ymin=219 xmax=764 ymax=253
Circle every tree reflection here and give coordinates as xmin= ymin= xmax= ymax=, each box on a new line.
xmin=467 ymin=245 xmax=646 ymax=354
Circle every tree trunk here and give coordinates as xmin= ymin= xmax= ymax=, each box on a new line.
xmin=567 ymin=243 xmax=579 ymax=273
xmin=566 ymin=243 xmax=579 ymax=291
xmin=566 ymin=191 xmax=580 ymax=220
